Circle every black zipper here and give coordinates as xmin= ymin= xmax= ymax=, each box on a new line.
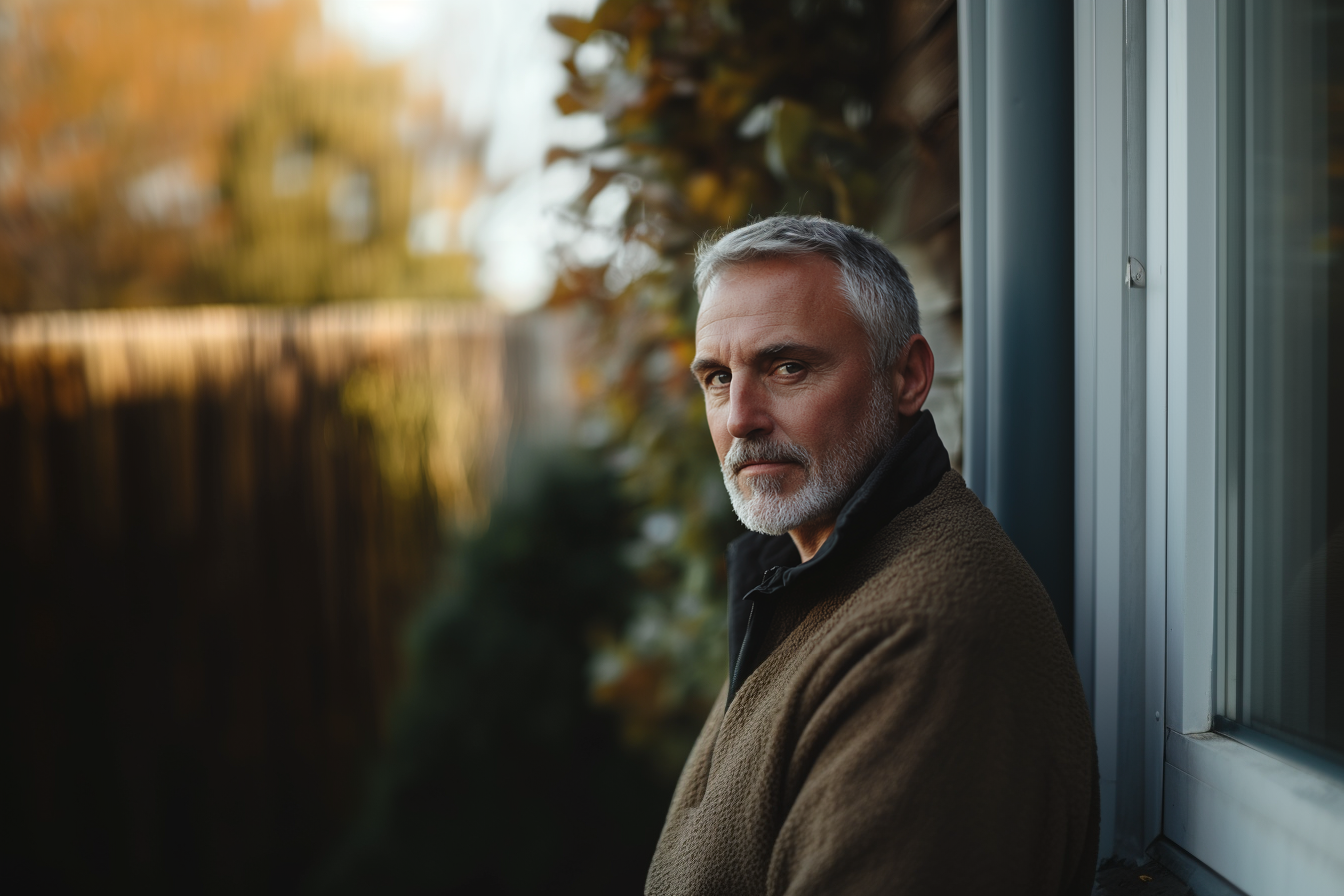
xmin=728 ymin=602 xmax=756 ymax=699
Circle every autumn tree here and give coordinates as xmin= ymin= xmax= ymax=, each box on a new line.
xmin=0 ymin=0 xmax=480 ymax=311
xmin=213 ymin=61 xmax=478 ymax=305
xmin=545 ymin=0 xmax=962 ymax=751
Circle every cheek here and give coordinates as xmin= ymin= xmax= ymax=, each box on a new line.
xmin=705 ymin=407 xmax=732 ymax=462
xmin=796 ymin=382 xmax=872 ymax=438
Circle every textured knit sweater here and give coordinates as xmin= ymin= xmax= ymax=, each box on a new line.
xmin=646 ymin=414 xmax=1099 ymax=895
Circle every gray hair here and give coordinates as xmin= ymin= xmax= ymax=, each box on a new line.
xmin=694 ymin=216 xmax=920 ymax=370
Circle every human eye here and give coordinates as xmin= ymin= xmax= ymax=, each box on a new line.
xmin=705 ymin=370 xmax=731 ymax=388
xmin=774 ymin=361 xmax=805 ymax=376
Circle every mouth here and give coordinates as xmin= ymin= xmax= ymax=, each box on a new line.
xmin=735 ymin=460 xmax=799 ymax=477
xmin=725 ymin=439 xmax=810 ymax=480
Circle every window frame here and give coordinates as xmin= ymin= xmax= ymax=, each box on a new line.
xmin=1162 ymin=2 xmax=1344 ymax=891
xmin=1069 ymin=1 xmax=1344 ymax=891
xmin=1075 ymin=0 xmax=1344 ymax=891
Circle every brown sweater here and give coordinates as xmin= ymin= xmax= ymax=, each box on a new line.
xmin=645 ymin=470 xmax=1099 ymax=895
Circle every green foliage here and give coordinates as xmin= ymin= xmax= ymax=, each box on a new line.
xmin=216 ymin=70 xmax=477 ymax=305
xmin=0 ymin=0 xmax=479 ymax=311
xmin=314 ymin=452 xmax=674 ymax=896
xmin=546 ymin=0 xmax=904 ymax=728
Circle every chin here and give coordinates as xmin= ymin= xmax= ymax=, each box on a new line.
xmin=730 ymin=491 xmax=820 ymax=537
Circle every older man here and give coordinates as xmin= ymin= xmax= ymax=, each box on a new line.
xmin=646 ymin=217 xmax=1098 ymax=895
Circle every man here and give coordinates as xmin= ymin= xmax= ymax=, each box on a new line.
xmin=646 ymin=217 xmax=1098 ymax=895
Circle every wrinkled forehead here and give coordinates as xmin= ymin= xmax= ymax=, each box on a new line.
xmin=695 ymin=255 xmax=844 ymax=331
xmin=693 ymin=255 xmax=868 ymax=366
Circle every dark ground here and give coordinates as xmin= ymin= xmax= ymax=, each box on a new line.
xmin=1094 ymin=858 xmax=1192 ymax=895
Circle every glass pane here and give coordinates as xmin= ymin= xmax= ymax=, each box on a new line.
xmin=1216 ymin=0 xmax=1344 ymax=764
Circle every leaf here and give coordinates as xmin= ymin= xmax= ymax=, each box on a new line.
xmin=591 ymin=0 xmax=645 ymax=33
xmin=555 ymin=91 xmax=588 ymax=116
xmin=547 ymin=14 xmax=595 ymax=43
xmin=696 ymin=65 xmax=757 ymax=123
xmin=545 ymin=146 xmax=582 ymax=166
xmin=578 ymin=168 xmax=618 ymax=211
xmin=764 ymin=98 xmax=817 ymax=181
xmin=685 ymin=172 xmax=721 ymax=216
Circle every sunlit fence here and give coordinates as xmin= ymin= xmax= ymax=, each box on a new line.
xmin=0 ymin=301 xmax=562 ymax=894
xmin=1 ymin=301 xmax=513 ymax=521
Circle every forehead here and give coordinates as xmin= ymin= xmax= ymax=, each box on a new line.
xmin=695 ymin=255 xmax=861 ymax=353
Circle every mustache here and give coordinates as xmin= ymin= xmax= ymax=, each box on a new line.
xmin=723 ymin=439 xmax=811 ymax=475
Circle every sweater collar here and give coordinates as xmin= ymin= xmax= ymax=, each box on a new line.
xmin=726 ymin=409 xmax=952 ymax=604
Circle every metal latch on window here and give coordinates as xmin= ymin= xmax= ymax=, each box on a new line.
xmin=1127 ymin=256 xmax=1147 ymax=288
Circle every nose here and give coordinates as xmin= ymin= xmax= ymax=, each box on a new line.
xmin=726 ymin=375 xmax=774 ymax=441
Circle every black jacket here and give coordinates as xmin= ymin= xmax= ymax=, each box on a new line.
xmin=724 ymin=410 xmax=951 ymax=706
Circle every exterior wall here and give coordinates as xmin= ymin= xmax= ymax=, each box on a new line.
xmin=878 ymin=0 xmax=964 ymax=468
xmin=958 ymin=0 xmax=1076 ymax=639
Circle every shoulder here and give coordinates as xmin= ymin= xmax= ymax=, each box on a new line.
xmin=809 ymin=470 xmax=1076 ymax=698
xmin=851 ymin=470 xmax=1054 ymax=625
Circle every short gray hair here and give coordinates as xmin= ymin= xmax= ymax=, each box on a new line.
xmin=694 ymin=216 xmax=920 ymax=370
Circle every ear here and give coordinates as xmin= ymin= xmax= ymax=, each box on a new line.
xmin=890 ymin=335 xmax=935 ymax=418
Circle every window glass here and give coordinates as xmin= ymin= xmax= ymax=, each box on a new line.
xmin=1216 ymin=0 xmax=1344 ymax=764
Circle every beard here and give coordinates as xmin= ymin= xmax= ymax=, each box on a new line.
xmin=721 ymin=383 xmax=898 ymax=537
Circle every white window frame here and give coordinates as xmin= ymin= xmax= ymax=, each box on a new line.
xmin=1160 ymin=2 xmax=1344 ymax=892
xmin=1077 ymin=2 xmax=1344 ymax=893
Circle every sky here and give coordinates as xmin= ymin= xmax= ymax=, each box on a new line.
xmin=321 ymin=0 xmax=605 ymax=311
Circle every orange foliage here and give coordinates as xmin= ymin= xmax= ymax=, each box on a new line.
xmin=0 ymin=0 xmax=316 ymax=309
xmin=0 ymin=0 xmax=478 ymax=311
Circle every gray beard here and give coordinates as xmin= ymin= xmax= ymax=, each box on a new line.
xmin=721 ymin=384 xmax=898 ymax=537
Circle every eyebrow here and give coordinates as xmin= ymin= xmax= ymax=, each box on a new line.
xmin=689 ymin=355 xmax=720 ymax=376
xmin=689 ymin=341 xmax=827 ymax=375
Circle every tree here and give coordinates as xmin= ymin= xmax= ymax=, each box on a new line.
xmin=0 ymin=0 xmax=308 ymax=309
xmin=544 ymin=0 xmax=962 ymax=751
xmin=315 ymin=453 xmax=672 ymax=896
xmin=0 ymin=0 xmax=480 ymax=310
xmin=213 ymin=62 xmax=478 ymax=304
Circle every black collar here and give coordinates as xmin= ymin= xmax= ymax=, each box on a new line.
xmin=724 ymin=410 xmax=951 ymax=706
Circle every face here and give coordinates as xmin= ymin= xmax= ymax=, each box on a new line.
xmin=692 ymin=255 xmax=897 ymax=538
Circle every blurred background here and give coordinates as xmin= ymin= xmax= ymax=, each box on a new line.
xmin=0 ymin=0 xmax=963 ymax=892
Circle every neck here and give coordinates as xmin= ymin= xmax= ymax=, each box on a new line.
xmin=788 ymin=517 xmax=837 ymax=563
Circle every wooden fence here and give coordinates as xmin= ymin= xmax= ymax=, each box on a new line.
xmin=0 ymin=301 xmax=525 ymax=894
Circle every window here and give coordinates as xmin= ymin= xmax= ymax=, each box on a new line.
xmin=1215 ymin=0 xmax=1344 ymax=771
xmin=1069 ymin=2 xmax=1344 ymax=892
xmin=1160 ymin=2 xmax=1344 ymax=892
